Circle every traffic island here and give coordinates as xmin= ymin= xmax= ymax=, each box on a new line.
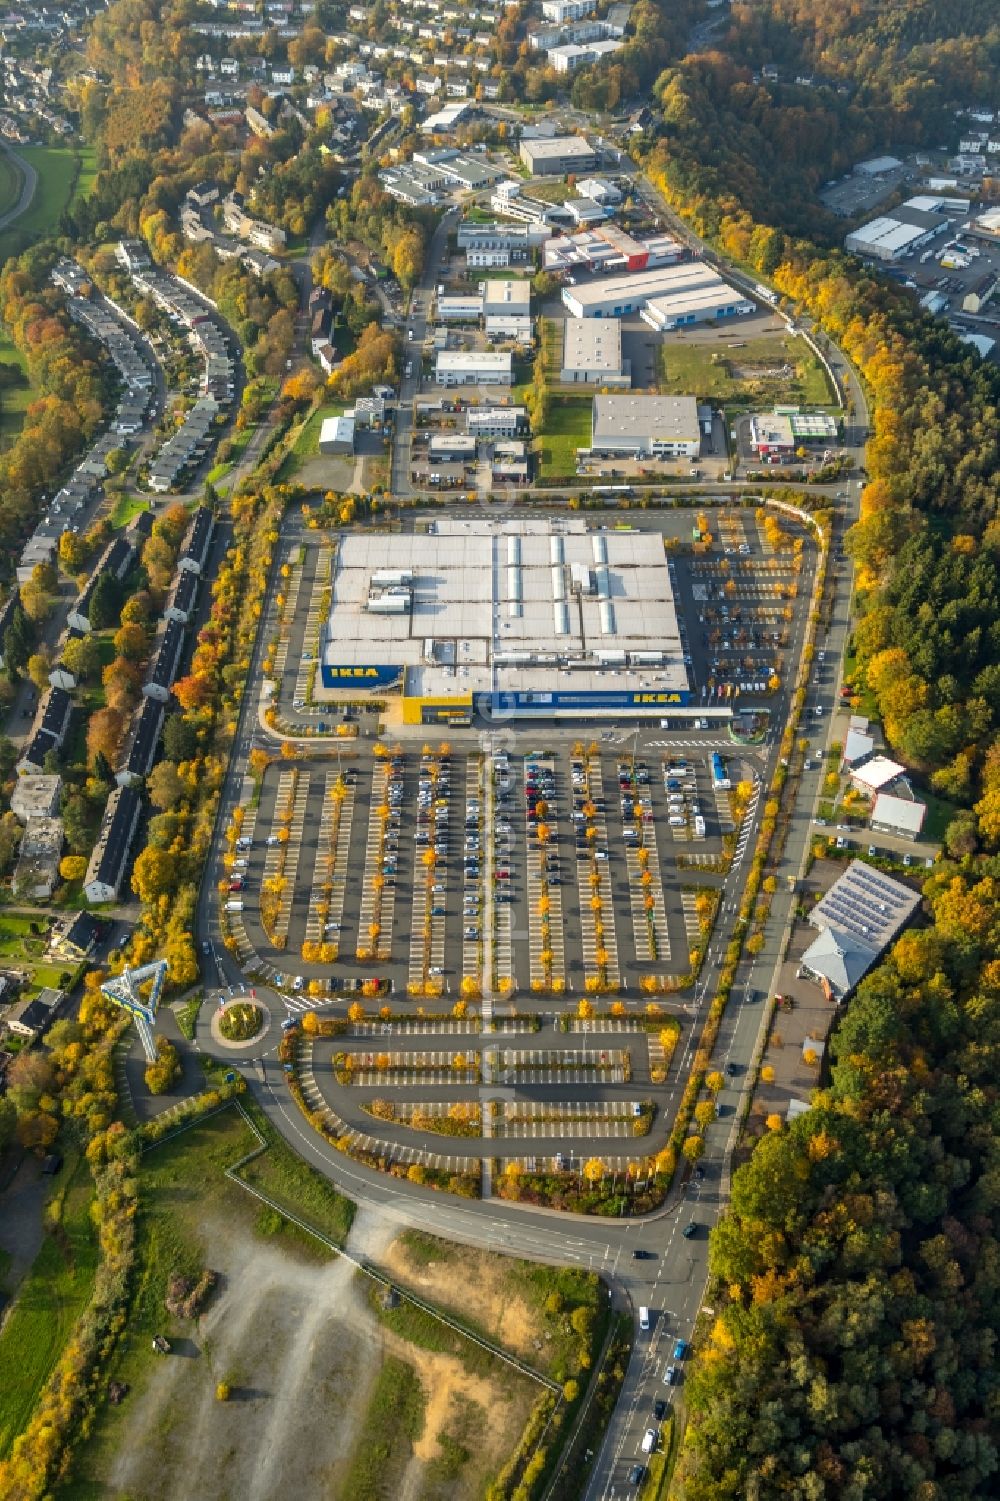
xmin=211 ymin=999 xmax=270 ymax=1050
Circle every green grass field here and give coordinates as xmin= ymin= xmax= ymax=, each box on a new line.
xmin=71 ymin=145 xmax=99 ymax=209
xmin=0 ymin=1152 xmax=99 ymax=1461
xmin=0 ymin=149 xmax=23 ymax=219
xmin=281 ymin=402 xmax=347 ymax=477
xmin=0 ymin=328 xmax=34 ymax=446
xmin=660 ymin=333 xmax=834 ymax=408
xmin=340 ymin=1355 xmax=426 ymax=1501
xmin=0 ymin=146 xmax=82 ymax=262
xmin=107 ymin=492 xmax=149 ymax=529
xmin=536 ymin=395 xmax=592 ymax=478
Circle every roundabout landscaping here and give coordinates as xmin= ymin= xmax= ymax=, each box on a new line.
xmin=211 ymin=999 xmax=270 ymax=1050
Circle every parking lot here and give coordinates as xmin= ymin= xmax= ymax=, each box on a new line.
xmin=216 ymin=500 xmax=818 ymax=1167
xmin=234 ymin=505 xmax=814 ymax=995
xmin=231 ymin=738 xmax=774 ymax=1005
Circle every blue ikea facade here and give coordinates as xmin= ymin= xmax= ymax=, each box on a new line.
xmin=478 ymin=688 xmax=690 ymax=716
xmin=321 ymin=663 xmax=402 ymax=688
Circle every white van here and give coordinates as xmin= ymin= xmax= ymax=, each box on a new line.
xmin=639 ymin=1306 xmax=651 ymax=1331
xmin=668 ymin=815 xmax=685 ymax=827
xmin=224 ymin=900 xmax=243 ymax=913
xmin=642 ymin=1428 xmax=657 ymax=1454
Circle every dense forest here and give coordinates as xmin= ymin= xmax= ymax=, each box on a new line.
xmin=637 ymin=0 xmax=1000 ymax=240
xmin=676 ymin=873 xmax=1000 ymax=1499
xmin=653 ymin=4 xmax=1000 ymax=1497
xmin=0 ymin=248 xmax=107 ymax=560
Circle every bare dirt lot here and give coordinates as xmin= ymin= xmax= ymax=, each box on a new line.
xmin=381 ymin=1228 xmax=604 ymax=1387
xmin=62 ymin=1112 xmax=539 ymax=1501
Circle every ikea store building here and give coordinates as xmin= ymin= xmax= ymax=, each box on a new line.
xmin=319 ymin=518 xmax=716 ymax=725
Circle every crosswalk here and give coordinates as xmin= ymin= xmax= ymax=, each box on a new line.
xmin=282 ymin=992 xmax=331 ymax=1015
xmin=647 ymin=738 xmax=730 ymax=748
xmin=732 ymin=780 xmax=761 ymax=867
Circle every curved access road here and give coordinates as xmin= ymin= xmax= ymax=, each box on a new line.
xmin=0 ymin=143 xmax=36 ymax=233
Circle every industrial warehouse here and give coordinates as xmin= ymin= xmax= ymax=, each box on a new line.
xmin=318 ymin=519 xmax=704 ymax=724
xmin=561 ymin=261 xmax=754 ymax=325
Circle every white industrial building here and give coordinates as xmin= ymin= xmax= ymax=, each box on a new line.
xmin=435 ymin=350 xmax=513 ymax=386
xmin=319 ymin=414 xmax=356 ymax=454
xmin=562 ymin=262 xmax=752 ymax=326
xmin=482 ymin=278 xmax=532 ymax=342
xmin=560 ymin=318 xmax=630 ymax=386
xmin=466 ymin=407 xmax=528 ymax=438
xmin=519 ymin=135 xmax=597 ymax=177
xmin=591 ymin=395 xmax=700 ymax=458
xmin=844 ymin=202 xmax=951 ymax=263
xmin=642 ymin=280 xmax=754 ymax=331
xmin=749 ymin=410 xmax=839 ymax=455
xmin=437 ymin=292 xmax=483 ymax=322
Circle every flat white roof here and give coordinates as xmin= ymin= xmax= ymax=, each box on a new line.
xmin=323 ymin=518 xmax=688 ymax=699
xmin=521 ymin=134 xmax=595 ymax=161
xmin=565 ymin=262 xmax=732 ymax=314
xmin=643 ymin=283 xmax=750 ymax=322
xmin=562 ymin=316 xmax=623 ymax=373
xmin=592 ymin=394 xmax=699 ymax=446
xmin=847 ymin=216 xmax=930 ymax=253
xmin=871 ymin=793 xmax=926 ymax=833
xmin=852 ymin=754 xmax=905 ymax=790
xmin=481 ymin=278 xmax=531 ymax=311
xmin=436 ymin=350 xmax=513 ymax=373
xmin=321 ymin=414 xmax=355 ymax=442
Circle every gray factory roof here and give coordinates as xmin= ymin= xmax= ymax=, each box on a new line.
xmin=592 ymin=394 xmax=700 ymax=446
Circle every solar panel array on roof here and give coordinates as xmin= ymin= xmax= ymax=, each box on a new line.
xmin=811 ymin=860 xmax=919 ymax=950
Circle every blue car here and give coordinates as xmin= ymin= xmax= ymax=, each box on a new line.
xmin=673 ymin=1338 xmax=688 ymax=1361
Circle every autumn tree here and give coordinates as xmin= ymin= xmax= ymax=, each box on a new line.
xmin=87 ymin=707 xmax=125 ymax=768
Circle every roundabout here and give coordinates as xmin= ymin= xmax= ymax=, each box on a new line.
xmin=210 ymin=997 xmax=271 ymax=1049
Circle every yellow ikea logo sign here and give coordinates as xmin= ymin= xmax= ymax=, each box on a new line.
xmin=632 ymin=692 xmax=683 ymax=705
xmin=331 ymin=668 xmax=381 ymax=679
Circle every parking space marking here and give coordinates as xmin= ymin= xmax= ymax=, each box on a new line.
xmin=408 ymin=749 xmax=453 ymax=992
xmin=358 ymin=759 xmax=397 ymax=961
xmin=526 ymin=754 xmax=565 ymax=993
xmin=463 ymin=752 xmax=484 ymax=991
xmin=492 ymin=1046 xmax=630 ymax=1086
xmin=492 ymin=756 xmax=515 ymax=993
xmin=495 ymin=1099 xmax=641 ymax=1139
xmin=622 ymin=779 xmax=670 ymax=967
xmin=574 ymin=754 xmax=619 ymax=991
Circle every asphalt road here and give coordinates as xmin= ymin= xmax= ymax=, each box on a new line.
xmin=391 ymin=206 xmax=460 ymax=498
xmin=0 ymin=142 xmax=36 ymax=233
